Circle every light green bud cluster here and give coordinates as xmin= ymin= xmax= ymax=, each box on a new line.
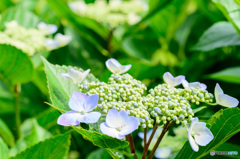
xmin=144 ymin=84 xmax=194 ymax=127
xmin=79 ymin=73 xmax=155 ymax=128
xmin=69 ymin=0 xmax=147 ymax=28
xmin=0 ymin=21 xmax=47 ymax=56
xmin=181 ymin=88 xmax=214 ymax=105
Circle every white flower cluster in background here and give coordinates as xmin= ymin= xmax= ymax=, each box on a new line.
xmin=68 ymin=0 xmax=148 ymax=28
xmin=0 ymin=21 xmax=71 ymax=56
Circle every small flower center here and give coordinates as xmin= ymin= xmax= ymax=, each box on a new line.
xmin=191 ymin=131 xmax=195 ymax=136
xmin=80 ymin=111 xmax=85 ymax=115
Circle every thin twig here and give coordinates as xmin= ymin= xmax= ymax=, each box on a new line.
xmin=147 ymin=121 xmax=175 ymax=159
xmin=142 ymin=123 xmax=158 ymax=159
xmin=144 ymin=128 xmax=147 ymax=148
xmin=126 ymin=134 xmax=138 ymax=159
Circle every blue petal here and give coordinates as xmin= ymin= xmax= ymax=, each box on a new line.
xmin=119 ymin=116 xmax=139 ymax=136
xmin=106 ymin=109 xmax=128 ymax=128
xmin=78 ymin=112 xmax=101 ymax=123
xmin=84 ymin=94 xmax=99 ymax=112
xmin=57 ymin=110 xmax=80 ymax=126
xmin=68 ymin=91 xmax=88 ymax=111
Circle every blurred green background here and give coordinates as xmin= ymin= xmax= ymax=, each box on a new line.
xmin=0 ymin=0 xmax=240 ymax=158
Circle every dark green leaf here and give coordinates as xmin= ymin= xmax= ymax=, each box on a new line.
xmin=193 ymin=106 xmax=207 ymax=114
xmin=192 ymin=22 xmax=240 ymax=51
xmin=86 ymin=148 xmax=111 ymax=159
xmin=0 ymin=118 xmax=15 ymax=147
xmin=207 ymin=67 xmax=240 ymax=84
xmin=10 ymin=133 xmax=71 ymax=159
xmin=176 ymin=108 xmax=240 ymax=159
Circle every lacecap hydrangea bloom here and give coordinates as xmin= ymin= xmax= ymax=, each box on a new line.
xmin=0 ymin=21 xmax=71 ymax=56
xmin=57 ymin=58 xmax=238 ymax=154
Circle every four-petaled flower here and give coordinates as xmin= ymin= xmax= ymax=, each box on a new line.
xmin=61 ymin=69 xmax=90 ymax=84
xmin=182 ymin=79 xmax=207 ymax=90
xmin=38 ymin=22 xmax=57 ymax=35
xmin=57 ymin=91 xmax=101 ymax=126
xmin=214 ymin=83 xmax=239 ymax=107
xmin=188 ymin=117 xmax=213 ymax=152
xmin=106 ymin=58 xmax=131 ymax=74
xmin=163 ymin=72 xmax=185 ymax=87
xmin=100 ymin=109 xmax=139 ymax=139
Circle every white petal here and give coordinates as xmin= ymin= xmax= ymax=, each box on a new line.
xmin=60 ymin=73 xmax=75 ymax=83
xmin=155 ymin=147 xmax=172 ymax=159
xmin=105 ymin=58 xmax=131 ymax=74
xmin=189 ymin=118 xmax=199 ymax=136
xmin=45 ymin=38 xmax=59 ymax=50
xmin=106 ymin=109 xmax=129 ymax=128
xmin=84 ymin=94 xmax=99 ymax=112
xmin=78 ymin=112 xmax=101 ymax=123
xmin=68 ymin=91 xmax=88 ymax=112
xmin=163 ymin=72 xmax=185 ymax=87
xmin=54 ymin=33 xmax=72 ymax=46
xmin=182 ymin=79 xmax=189 ymax=89
xmin=100 ymin=122 xmax=125 ymax=139
xmin=194 ymin=127 xmax=213 ymax=146
xmin=215 ymin=83 xmax=224 ymax=102
xmin=119 ymin=116 xmax=139 ymax=136
xmin=57 ymin=110 xmax=80 ymax=126
xmin=217 ymin=94 xmax=239 ymax=108
xmin=200 ymin=83 xmax=207 ymax=90
xmin=138 ymin=132 xmax=144 ymax=139
xmin=188 ymin=134 xmax=199 ymax=152
xmin=38 ymin=22 xmax=57 ymax=35
xmin=62 ymin=69 xmax=90 ymax=84
xmin=189 ymin=82 xmax=202 ymax=89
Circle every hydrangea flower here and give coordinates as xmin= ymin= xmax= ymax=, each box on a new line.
xmin=106 ymin=58 xmax=131 ymax=74
xmin=215 ymin=83 xmax=239 ymax=107
xmin=61 ymin=69 xmax=90 ymax=84
xmin=54 ymin=33 xmax=72 ymax=47
xmin=188 ymin=117 xmax=213 ymax=152
xmin=37 ymin=22 xmax=58 ymax=35
xmin=163 ymin=72 xmax=185 ymax=87
xmin=182 ymin=79 xmax=207 ymax=90
xmin=57 ymin=91 xmax=101 ymax=126
xmin=45 ymin=38 xmax=59 ymax=51
xmin=100 ymin=109 xmax=139 ymax=139
xmin=155 ymin=147 xmax=172 ymax=159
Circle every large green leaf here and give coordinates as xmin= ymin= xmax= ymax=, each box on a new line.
xmin=213 ymin=0 xmax=240 ymax=35
xmin=176 ymin=108 xmax=240 ymax=159
xmin=0 ymin=44 xmax=34 ymax=85
xmin=0 ymin=118 xmax=15 ymax=147
xmin=0 ymin=137 xmax=8 ymax=159
xmin=10 ymin=133 xmax=71 ymax=159
xmin=42 ymin=57 xmax=99 ymax=112
xmin=192 ymin=22 xmax=240 ymax=51
xmin=0 ymin=6 xmax=41 ymax=30
xmin=207 ymin=66 xmax=240 ymax=84
xmin=46 ymin=0 xmax=108 ymax=56
xmin=86 ymin=148 xmax=111 ymax=159
xmin=9 ymin=119 xmax=52 ymax=157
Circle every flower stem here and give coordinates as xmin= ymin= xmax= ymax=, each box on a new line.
xmin=147 ymin=121 xmax=175 ymax=159
xmin=126 ymin=134 xmax=138 ymax=159
xmin=144 ymin=128 xmax=147 ymax=148
xmin=14 ymin=83 xmax=21 ymax=139
xmin=142 ymin=123 xmax=158 ymax=159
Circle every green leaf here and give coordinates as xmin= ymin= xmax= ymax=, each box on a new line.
xmin=213 ymin=0 xmax=240 ymax=35
xmin=42 ymin=57 xmax=99 ymax=112
xmin=0 ymin=118 xmax=15 ymax=147
xmin=0 ymin=137 xmax=8 ymax=159
xmin=10 ymin=133 xmax=71 ymax=159
xmin=9 ymin=119 xmax=52 ymax=157
xmin=0 ymin=6 xmax=41 ymax=30
xmin=176 ymin=108 xmax=240 ymax=159
xmin=72 ymin=127 xmax=129 ymax=151
xmin=192 ymin=106 xmax=207 ymax=114
xmin=192 ymin=22 xmax=240 ymax=51
xmin=46 ymin=0 xmax=108 ymax=56
xmin=86 ymin=148 xmax=111 ymax=159
xmin=207 ymin=67 xmax=240 ymax=84
xmin=0 ymin=44 xmax=34 ymax=85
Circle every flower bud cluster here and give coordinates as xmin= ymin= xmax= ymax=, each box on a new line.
xmin=143 ymin=84 xmax=194 ymax=127
xmin=79 ymin=73 xmax=154 ymax=128
xmin=68 ymin=0 xmax=147 ymax=28
xmin=181 ymin=88 xmax=214 ymax=105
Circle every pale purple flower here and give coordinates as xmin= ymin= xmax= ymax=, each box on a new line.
xmin=45 ymin=38 xmax=59 ymax=51
xmin=61 ymin=69 xmax=90 ymax=84
xmin=188 ymin=117 xmax=213 ymax=152
xmin=57 ymin=91 xmax=101 ymax=126
xmin=215 ymin=83 xmax=239 ymax=107
xmin=54 ymin=33 xmax=72 ymax=47
xmin=155 ymin=147 xmax=172 ymax=159
xmin=163 ymin=72 xmax=185 ymax=87
xmin=38 ymin=22 xmax=57 ymax=35
xmin=100 ymin=109 xmax=139 ymax=139
xmin=182 ymin=79 xmax=207 ymax=90
xmin=106 ymin=58 xmax=131 ymax=74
